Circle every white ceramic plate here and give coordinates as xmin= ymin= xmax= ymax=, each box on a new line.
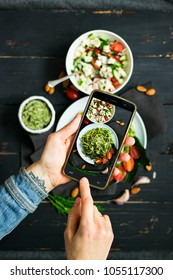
xmin=56 ymin=97 xmax=147 ymax=148
xmin=76 ymin=123 xmax=119 ymax=164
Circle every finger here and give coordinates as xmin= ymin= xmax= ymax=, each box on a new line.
xmin=65 ymin=197 xmax=81 ymax=238
xmin=93 ymin=205 xmax=104 ymax=222
xmin=112 ymin=167 xmax=120 ymax=176
xmin=123 ymin=136 xmax=135 ymax=146
xmin=58 ymin=113 xmax=82 ymax=141
xmin=103 ymin=215 xmax=114 ymax=240
xmin=118 ymin=152 xmax=130 ymax=162
xmin=103 ymin=214 xmax=113 ymax=230
xmin=79 ymin=177 xmax=94 ymax=224
xmin=64 ymin=138 xmax=71 ymax=150
xmin=66 ymin=133 xmax=76 ymax=148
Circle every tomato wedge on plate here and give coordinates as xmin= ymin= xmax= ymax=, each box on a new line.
xmin=130 ymin=145 xmax=141 ymax=159
xmin=110 ymin=42 xmax=124 ymax=53
xmin=123 ymin=155 xmax=135 ymax=172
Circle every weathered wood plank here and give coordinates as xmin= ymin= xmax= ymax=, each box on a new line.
xmin=0 ymin=202 xmax=173 ymax=251
xmin=0 ymin=56 xmax=172 ymax=105
xmin=0 ymin=10 xmax=172 ymax=104
xmin=0 ymin=9 xmax=173 ymax=253
xmin=0 ymin=10 xmax=172 ymax=57
xmin=0 ymin=57 xmax=86 ymax=105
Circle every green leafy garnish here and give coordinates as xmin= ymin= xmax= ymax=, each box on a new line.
xmin=47 ymin=193 xmax=74 ymax=215
xmin=47 ymin=193 xmax=104 ymax=215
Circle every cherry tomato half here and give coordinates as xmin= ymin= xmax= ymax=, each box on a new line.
xmin=93 ymin=47 xmax=102 ymax=54
xmin=91 ymin=58 xmax=101 ymax=69
xmin=110 ymin=42 xmax=124 ymax=53
xmin=130 ymin=145 xmax=141 ymax=159
xmin=83 ymin=118 xmax=90 ymax=125
xmin=111 ymin=77 xmax=119 ymax=89
xmin=123 ymin=155 xmax=135 ymax=172
xmin=66 ymin=88 xmax=79 ymax=101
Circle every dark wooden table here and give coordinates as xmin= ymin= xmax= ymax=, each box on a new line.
xmin=0 ymin=8 xmax=173 ymax=259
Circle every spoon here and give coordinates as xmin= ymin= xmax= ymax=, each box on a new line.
xmin=48 ymin=72 xmax=78 ymax=88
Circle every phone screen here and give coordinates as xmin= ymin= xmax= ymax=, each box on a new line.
xmin=64 ymin=91 xmax=136 ymax=189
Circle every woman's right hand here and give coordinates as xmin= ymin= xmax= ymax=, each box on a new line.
xmin=64 ymin=177 xmax=114 ymax=260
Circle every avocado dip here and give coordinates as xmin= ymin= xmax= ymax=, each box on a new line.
xmin=22 ymin=100 xmax=52 ymax=130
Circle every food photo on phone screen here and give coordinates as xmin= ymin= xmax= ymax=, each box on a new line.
xmin=64 ymin=91 xmax=136 ymax=189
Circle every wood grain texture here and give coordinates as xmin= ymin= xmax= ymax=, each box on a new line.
xmin=0 ymin=9 xmax=173 ymax=254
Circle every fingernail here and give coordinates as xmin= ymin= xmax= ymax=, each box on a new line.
xmin=80 ymin=177 xmax=89 ymax=184
xmin=124 ymin=153 xmax=130 ymax=162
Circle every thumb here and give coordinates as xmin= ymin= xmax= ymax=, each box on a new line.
xmin=58 ymin=113 xmax=82 ymax=141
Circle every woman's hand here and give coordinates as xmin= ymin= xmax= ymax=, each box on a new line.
xmin=113 ymin=136 xmax=135 ymax=178
xmin=26 ymin=113 xmax=82 ymax=192
xmin=26 ymin=112 xmax=135 ymax=191
xmin=64 ymin=177 xmax=114 ymax=260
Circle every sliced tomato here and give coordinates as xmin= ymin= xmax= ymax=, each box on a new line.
xmin=123 ymin=155 xmax=135 ymax=172
xmin=83 ymin=118 xmax=90 ymax=125
xmin=106 ymin=151 xmax=112 ymax=160
xmin=107 ymin=52 xmax=121 ymax=62
xmin=115 ymin=54 xmax=121 ymax=62
xmin=96 ymin=106 xmax=101 ymax=112
xmin=91 ymin=58 xmax=101 ymax=69
xmin=106 ymin=102 xmax=112 ymax=109
xmin=93 ymin=47 xmax=102 ymax=54
xmin=111 ymin=77 xmax=119 ymax=89
xmin=109 ymin=147 xmax=115 ymax=154
xmin=106 ymin=52 xmax=115 ymax=59
xmin=102 ymin=157 xmax=108 ymax=164
xmin=110 ymin=42 xmax=124 ymax=53
xmin=104 ymin=116 xmax=109 ymax=121
xmin=130 ymin=145 xmax=141 ymax=159
xmin=66 ymin=88 xmax=79 ymax=101
xmin=113 ymin=165 xmax=126 ymax=182
xmin=85 ymin=48 xmax=90 ymax=52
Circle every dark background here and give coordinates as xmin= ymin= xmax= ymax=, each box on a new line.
xmin=0 ymin=0 xmax=173 ymax=259
xmin=0 ymin=0 xmax=173 ymax=11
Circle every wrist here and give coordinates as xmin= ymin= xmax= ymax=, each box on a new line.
xmin=26 ymin=162 xmax=54 ymax=193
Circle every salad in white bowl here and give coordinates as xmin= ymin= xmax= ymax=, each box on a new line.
xmin=66 ymin=30 xmax=133 ymax=95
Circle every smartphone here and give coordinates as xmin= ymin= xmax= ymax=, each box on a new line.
xmin=64 ymin=90 xmax=137 ymax=189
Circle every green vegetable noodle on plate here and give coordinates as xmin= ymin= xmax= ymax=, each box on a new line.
xmin=81 ymin=127 xmax=114 ymax=159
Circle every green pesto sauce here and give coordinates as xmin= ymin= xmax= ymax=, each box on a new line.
xmin=22 ymin=100 xmax=52 ymax=130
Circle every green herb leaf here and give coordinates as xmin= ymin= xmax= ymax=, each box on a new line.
xmin=47 ymin=193 xmax=104 ymax=215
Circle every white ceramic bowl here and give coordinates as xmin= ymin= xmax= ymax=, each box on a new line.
xmin=86 ymin=97 xmax=115 ymax=124
xmin=66 ymin=30 xmax=133 ymax=95
xmin=18 ymin=96 xmax=56 ymax=134
xmin=76 ymin=123 xmax=119 ymax=164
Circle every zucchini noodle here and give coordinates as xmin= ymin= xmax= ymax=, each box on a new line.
xmin=81 ymin=127 xmax=114 ymax=159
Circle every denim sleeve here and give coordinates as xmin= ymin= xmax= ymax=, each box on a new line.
xmin=0 ymin=168 xmax=48 ymax=240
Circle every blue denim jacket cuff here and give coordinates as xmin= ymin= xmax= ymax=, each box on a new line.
xmin=5 ymin=168 xmax=48 ymax=213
